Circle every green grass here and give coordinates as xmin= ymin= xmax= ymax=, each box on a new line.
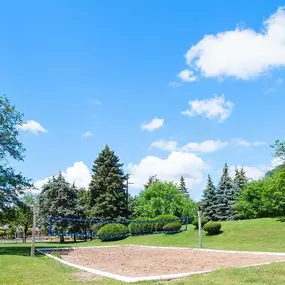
xmin=2 ymin=217 xmax=285 ymax=285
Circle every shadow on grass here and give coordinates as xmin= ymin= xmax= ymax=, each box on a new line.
xmin=277 ymin=218 xmax=285 ymax=223
xmin=206 ymin=230 xmax=224 ymax=236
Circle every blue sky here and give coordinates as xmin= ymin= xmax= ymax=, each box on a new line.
xmin=2 ymin=0 xmax=285 ymax=200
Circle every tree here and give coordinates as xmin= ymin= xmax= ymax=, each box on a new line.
xmin=201 ymin=175 xmax=217 ymax=221
xmin=14 ymin=194 xmax=34 ymax=243
xmin=271 ymin=140 xmax=285 ymax=161
xmin=134 ymin=181 xmax=196 ymax=220
xmin=38 ymin=173 xmax=82 ymax=242
xmin=216 ymin=163 xmax=235 ymax=221
xmin=89 ymin=145 xmax=128 ymax=219
xmin=143 ymin=175 xmax=159 ymax=189
xmin=179 ymin=175 xmax=189 ymax=198
xmin=233 ymin=167 xmax=248 ymax=197
xmin=0 ymin=95 xmax=30 ymax=211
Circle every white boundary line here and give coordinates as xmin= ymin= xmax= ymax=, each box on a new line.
xmin=36 ymin=245 xmax=285 ymax=283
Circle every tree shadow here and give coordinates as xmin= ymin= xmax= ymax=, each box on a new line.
xmin=277 ymin=218 xmax=285 ymax=223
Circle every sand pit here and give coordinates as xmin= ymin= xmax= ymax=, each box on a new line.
xmin=38 ymin=245 xmax=285 ymax=282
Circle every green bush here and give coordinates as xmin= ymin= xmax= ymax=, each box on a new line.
xmin=0 ymin=230 xmax=5 ymax=236
xmin=129 ymin=217 xmax=154 ymax=235
xmin=162 ymin=222 xmax=182 ymax=231
xmin=97 ymin=223 xmax=129 ymax=241
xmin=91 ymin=223 xmax=104 ymax=234
xmin=153 ymin=214 xmax=179 ymax=231
xmin=192 ymin=217 xmax=208 ymax=229
xmin=203 ymin=222 xmax=221 ymax=235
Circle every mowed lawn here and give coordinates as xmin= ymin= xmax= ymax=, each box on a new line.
xmin=2 ymin=217 xmax=285 ymax=285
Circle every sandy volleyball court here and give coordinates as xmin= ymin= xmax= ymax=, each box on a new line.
xmin=54 ymin=245 xmax=285 ymax=278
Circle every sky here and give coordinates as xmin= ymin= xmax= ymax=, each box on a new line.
xmin=2 ymin=0 xmax=285 ymax=200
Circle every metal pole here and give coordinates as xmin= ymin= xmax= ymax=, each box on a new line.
xmin=198 ymin=209 xmax=202 ymax=248
xmin=31 ymin=203 xmax=37 ymax=257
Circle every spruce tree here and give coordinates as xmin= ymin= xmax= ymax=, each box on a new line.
xmin=216 ymin=163 xmax=235 ymax=221
xmin=179 ymin=175 xmax=189 ymax=198
xmin=89 ymin=145 xmax=128 ymax=219
xmin=233 ymin=167 xmax=248 ymax=198
xmin=143 ymin=175 xmax=159 ymax=189
xmin=201 ymin=175 xmax=217 ymax=221
xmin=38 ymin=173 xmax=82 ymax=242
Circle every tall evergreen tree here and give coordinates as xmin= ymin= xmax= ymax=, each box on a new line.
xmin=179 ymin=175 xmax=189 ymax=198
xmin=143 ymin=175 xmax=159 ymax=189
xmin=89 ymin=145 xmax=128 ymax=219
xmin=38 ymin=173 xmax=82 ymax=242
xmin=233 ymin=167 xmax=248 ymax=197
xmin=201 ymin=175 xmax=217 ymax=221
xmin=216 ymin=163 xmax=235 ymax=221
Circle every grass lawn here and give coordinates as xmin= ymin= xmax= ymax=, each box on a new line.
xmin=1 ymin=217 xmax=285 ymax=285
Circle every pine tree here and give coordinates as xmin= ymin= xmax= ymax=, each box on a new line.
xmin=201 ymin=175 xmax=217 ymax=221
xmin=179 ymin=175 xmax=189 ymax=198
xmin=89 ymin=145 xmax=128 ymax=219
xmin=216 ymin=163 xmax=235 ymax=221
xmin=38 ymin=173 xmax=82 ymax=242
xmin=144 ymin=175 xmax=159 ymax=189
xmin=233 ymin=167 xmax=248 ymax=198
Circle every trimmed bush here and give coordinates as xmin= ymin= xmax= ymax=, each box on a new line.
xmin=162 ymin=222 xmax=182 ymax=231
xmin=154 ymin=214 xmax=179 ymax=231
xmin=192 ymin=217 xmax=208 ymax=229
xmin=97 ymin=223 xmax=129 ymax=241
xmin=129 ymin=217 xmax=154 ymax=235
xmin=203 ymin=222 xmax=221 ymax=235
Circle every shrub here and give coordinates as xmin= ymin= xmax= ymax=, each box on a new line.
xmin=192 ymin=217 xmax=208 ymax=229
xmin=153 ymin=214 xmax=179 ymax=231
xmin=97 ymin=223 xmax=129 ymax=241
xmin=162 ymin=222 xmax=182 ymax=232
xmin=129 ymin=217 xmax=154 ymax=235
xmin=0 ymin=230 xmax=5 ymax=236
xmin=91 ymin=223 xmax=104 ymax=234
xmin=203 ymin=222 xmax=221 ymax=235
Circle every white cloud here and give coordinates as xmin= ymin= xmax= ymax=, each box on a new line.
xmin=128 ymin=151 xmax=207 ymax=189
xmin=182 ymin=95 xmax=233 ymax=122
xmin=181 ymin=7 xmax=285 ymax=80
xmin=231 ymin=138 xmax=266 ymax=147
xmin=16 ymin=120 xmax=47 ymax=135
xmin=34 ymin=161 xmax=91 ymax=191
xmin=141 ymin=117 xmax=164 ymax=131
xmin=272 ymin=157 xmax=284 ymax=167
xmin=181 ymin=140 xmax=228 ymax=153
xmin=178 ymin=69 xmax=197 ymax=82
xmin=82 ymin=131 xmax=92 ymax=138
xmin=150 ymin=140 xmax=178 ymax=152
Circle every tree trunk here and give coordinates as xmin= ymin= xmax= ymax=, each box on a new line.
xmin=60 ymin=235 xmax=64 ymax=243
xmin=73 ymin=235 xmax=76 ymax=243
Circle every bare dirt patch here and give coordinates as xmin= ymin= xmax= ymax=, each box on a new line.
xmin=57 ymin=246 xmax=285 ymax=277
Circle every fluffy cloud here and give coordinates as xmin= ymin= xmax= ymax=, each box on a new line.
xmin=141 ymin=117 xmax=164 ymax=131
xmin=272 ymin=157 xmax=284 ymax=167
xmin=181 ymin=140 xmax=228 ymax=153
xmin=34 ymin=161 xmax=91 ymax=191
xmin=231 ymin=138 xmax=266 ymax=147
xmin=82 ymin=131 xmax=92 ymax=138
xmin=182 ymin=95 xmax=233 ymax=122
xmin=180 ymin=7 xmax=285 ymax=80
xmin=17 ymin=120 xmax=47 ymax=135
xmin=150 ymin=140 xmax=178 ymax=152
xmin=178 ymin=69 xmax=197 ymax=82
xmin=128 ymin=151 xmax=207 ymax=189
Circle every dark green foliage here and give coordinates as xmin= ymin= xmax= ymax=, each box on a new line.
xmin=203 ymin=222 xmax=222 ymax=235
xmin=91 ymin=223 xmax=104 ymax=234
xmin=38 ymin=174 xmax=83 ymax=241
xmin=134 ymin=181 xmax=196 ymax=220
xmin=97 ymin=223 xmax=129 ymax=241
xmin=0 ymin=230 xmax=5 ymax=236
xmin=271 ymin=140 xmax=285 ymax=161
xmin=233 ymin=167 xmax=248 ymax=198
xmin=0 ymin=95 xmax=30 ymax=211
xmin=162 ymin=222 xmax=182 ymax=231
xmin=89 ymin=145 xmax=128 ymax=219
xmin=216 ymin=163 xmax=235 ymax=221
xmin=235 ymin=166 xmax=285 ymax=219
xmin=154 ymin=214 xmax=179 ymax=231
xmin=192 ymin=217 xmax=208 ymax=229
xmin=129 ymin=217 xmax=154 ymax=235
xmin=179 ymin=175 xmax=189 ymax=198
xmin=201 ymin=175 xmax=217 ymax=221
